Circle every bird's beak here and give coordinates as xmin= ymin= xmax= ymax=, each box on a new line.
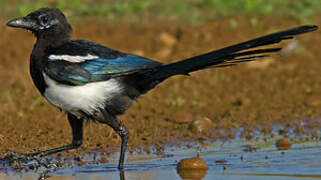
xmin=6 ymin=16 xmax=37 ymax=30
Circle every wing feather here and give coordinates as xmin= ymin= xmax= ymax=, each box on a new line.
xmin=45 ymin=53 xmax=162 ymax=85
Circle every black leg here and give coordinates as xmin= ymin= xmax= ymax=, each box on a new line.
xmin=101 ymin=110 xmax=129 ymax=169
xmin=27 ymin=113 xmax=84 ymax=157
xmin=119 ymin=169 xmax=126 ymax=180
xmin=118 ymin=125 xmax=128 ymax=169
xmin=2 ymin=113 xmax=83 ymax=162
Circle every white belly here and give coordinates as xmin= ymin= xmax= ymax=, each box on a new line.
xmin=42 ymin=72 xmax=123 ymax=115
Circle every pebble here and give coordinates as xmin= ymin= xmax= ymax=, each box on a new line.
xmin=177 ymin=157 xmax=208 ymax=180
xmin=188 ymin=116 xmax=213 ymax=133
xmin=276 ymin=137 xmax=292 ymax=150
xmin=177 ymin=157 xmax=208 ymax=170
xmin=281 ymin=39 xmax=299 ymax=56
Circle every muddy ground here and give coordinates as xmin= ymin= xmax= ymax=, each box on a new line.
xmin=0 ymin=15 xmax=320 ymax=157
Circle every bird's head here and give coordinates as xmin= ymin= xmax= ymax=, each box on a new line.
xmin=7 ymin=8 xmax=72 ymax=41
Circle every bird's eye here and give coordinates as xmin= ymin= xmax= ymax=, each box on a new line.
xmin=39 ymin=15 xmax=49 ymax=25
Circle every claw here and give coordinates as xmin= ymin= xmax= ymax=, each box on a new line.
xmin=1 ymin=150 xmax=42 ymax=169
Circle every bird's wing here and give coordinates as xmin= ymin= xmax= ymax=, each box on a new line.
xmin=44 ymin=40 xmax=162 ymax=85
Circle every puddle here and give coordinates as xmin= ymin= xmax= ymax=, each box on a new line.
xmin=1 ymin=130 xmax=321 ymax=180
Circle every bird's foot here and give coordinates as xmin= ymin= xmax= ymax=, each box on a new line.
xmin=0 ymin=150 xmax=56 ymax=169
xmin=1 ymin=150 xmax=39 ymax=168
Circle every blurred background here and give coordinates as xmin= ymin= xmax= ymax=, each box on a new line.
xmin=1 ymin=0 xmax=321 ymax=23
xmin=0 ymin=0 xmax=320 ymax=155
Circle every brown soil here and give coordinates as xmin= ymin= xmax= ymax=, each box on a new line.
xmin=0 ymin=15 xmax=320 ymax=157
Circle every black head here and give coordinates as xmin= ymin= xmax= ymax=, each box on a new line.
xmin=7 ymin=8 xmax=72 ymax=41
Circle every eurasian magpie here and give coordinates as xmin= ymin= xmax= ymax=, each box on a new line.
xmin=5 ymin=8 xmax=317 ymax=169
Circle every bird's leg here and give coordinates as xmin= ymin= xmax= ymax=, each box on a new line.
xmin=101 ymin=110 xmax=129 ymax=169
xmin=29 ymin=113 xmax=84 ymax=156
xmin=118 ymin=125 xmax=129 ymax=169
xmin=1 ymin=114 xmax=83 ymax=166
xmin=119 ymin=169 xmax=126 ymax=180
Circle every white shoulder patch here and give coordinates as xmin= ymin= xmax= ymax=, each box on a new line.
xmin=48 ymin=54 xmax=99 ymax=63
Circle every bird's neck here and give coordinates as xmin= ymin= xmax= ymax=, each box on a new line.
xmin=30 ymin=34 xmax=70 ymax=94
xmin=36 ymin=33 xmax=69 ymax=49
xmin=33 ymin=23 xmax=72 ymax=52
xmin=32 ymin=33 xmax=69 ymax=59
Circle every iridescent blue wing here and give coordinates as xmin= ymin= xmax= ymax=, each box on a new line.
xmin=44 ymin=53 xmax=162 ymax=85
xmin=81 ymin=54 xmax=162 ymax=80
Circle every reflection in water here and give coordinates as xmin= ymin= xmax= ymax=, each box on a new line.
xmin=35 ymin=168 xmax=128 ymax=180
xmin=177 ymin=169 xmax=208 ymax=180
xmin=120 ymin=169 xmax=125 ymax=180
xmin=2 ymin=135 xmax=321 ymax=180
xmin=120 ymin=165 xmax=208 ymax=180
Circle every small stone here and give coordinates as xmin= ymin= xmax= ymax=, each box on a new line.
xmin=177 ymin=157 xmax=208 ymax=170
xmin=189 ymin=116 xmax=213 ymax=133
xmin=177 ymin=157 xmax=208 ymax=180
xmin=276 ymin=137 xmax=292 ymax=150
xmin=281 ymin=40 xmax=299 ymax=56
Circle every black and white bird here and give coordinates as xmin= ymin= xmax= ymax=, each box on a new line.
xmin=5 ymin=8 xmax=317 ymax=169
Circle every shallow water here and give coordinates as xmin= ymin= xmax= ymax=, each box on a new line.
xmin=1 ymin=134 xmax=321 ymax=180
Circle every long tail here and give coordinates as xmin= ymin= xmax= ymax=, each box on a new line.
xmin=141 ymin=25 xmax=317 ymax=85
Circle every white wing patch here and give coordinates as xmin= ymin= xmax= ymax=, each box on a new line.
xmin=42 ymin=72 xmax=122 ymax=116
xmin=48 ymin=54 xmax=99 ymax=62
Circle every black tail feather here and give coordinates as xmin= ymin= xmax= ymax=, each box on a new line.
xmin=210 ymin=55 xmax=269 ymax=68
xmin=201 ymin=47 xmax=282 ymax=69
xmin=140 ymin=25 xmax=318 ymax=88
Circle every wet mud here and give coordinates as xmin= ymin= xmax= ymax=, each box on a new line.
xmin=1 ymin=127 xmax=321 ymax=180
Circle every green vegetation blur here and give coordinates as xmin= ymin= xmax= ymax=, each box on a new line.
xmin=1 ymin=0 xmax=320 ymax=23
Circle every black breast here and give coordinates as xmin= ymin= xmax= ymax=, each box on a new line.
xmin=30 ymin=54 xmax=47 ymax=95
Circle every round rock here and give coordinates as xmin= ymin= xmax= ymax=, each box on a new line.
xmin=276 ymin=137 xmax=292 ymax=150
xmin=188 ymin=116 xmax=213 ymax=133
xmin=177 ymin=157 xmax=208 ymax=180
xmin=177 ymin=157 xmax=208 ymax=170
